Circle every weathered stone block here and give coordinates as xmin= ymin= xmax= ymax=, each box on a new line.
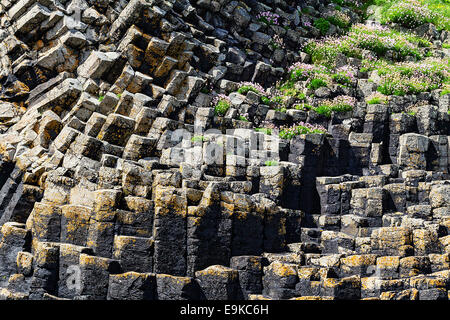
xmin=77 ymin=51 xmax=120 ymax=79
xmin=60 ymin=205 xmax=91 ymax=246
xmin=107 ymin=272 xmax=156 ymax=300
xmin=97 ymin=114 xmax=136 ymax=147
xmin=112 ymin=235 xmax=153 ymax=273
xmin=195 ymin=265 xmax=242 ymax=300
xmin=156 ymin=274 xmax=204 ymax=300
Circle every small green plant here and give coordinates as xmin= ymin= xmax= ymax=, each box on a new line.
xmin=239 ymin=115 xmax=249 ymax=122
xmin=255 ymin=127 xmax=272 ymax=135
xmin=269 ymin=34 xmax=285 ymax=50
xmin=279 ymin=122 xmax=327 ymax=139
xmin=261 ymin=96 xmax=271 ymax=105
xmin=257 ymin=11 xmax=280 ymax=26
xmin=313 ymin=96 xmax=356 ymax=118
xmin=270 ymin=95 xmax=284 ymax=106
xmin=304 ymin=24 xmax=430 ymax=69
xmin=313 ymin=105 xmax=334 ymax=118
xmin=288 ymin=62 xmax=331 ymax=83
xmin=314 ymin=18 xmax=331 ymax=35
xmin=366 ymin=92 xmax=389 ymax=105
xmin=265 ymin=160 xmax=279 ymax=166
xmin=116 ymin=93 xmax=122 ymax=98
xmin=376 ymin=58 xmax=450 ymax=96
xmin=440 ymin=83 xmax=450 ymax=95
xmin=332 ymin=74 xmax=351 ymax=85
xmin=237 ymin=82 xmax=267 ymax=98
xmin=443 ymin=43 xmax=450 ymax=49
xmin=191 ymin=135 xmax=208 ymax=143
xmin=308 ymin=78 xmax=328 ymax=90
xmin=215 ymin=100 xmax=230 ymax=116
xmin=326 ymin=12 xmax=351 ymax=29
xmin=381 ymin=0 xmax=450 ymax=31
xmin=276 ymin=107 xmax=287 ymax=113
xmin=213 ymin=94 xmax=231 ymax=116
xmin=278 ymin=84 xmax=307 ymax=100
xmin=238 ymin=86 xmax=254 ymax=95
xmin=98 ymin=95 xmax=105 ymax=102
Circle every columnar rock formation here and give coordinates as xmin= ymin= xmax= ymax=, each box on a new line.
xmin=0 ymin=0 xmax=448 ymax=300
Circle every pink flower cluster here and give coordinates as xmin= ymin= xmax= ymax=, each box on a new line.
xmin=260 ymin=121 xmax=277 ymax=130
xmin=304 ymin=23 xmax=425 ymax=68
xmin=279 ymin=121 xmax=328 ymax=139
xmin=257 ymin=11 xmax=280 ymax=26
xmin=238 ymin=81 xmax=267 ymax=96
xmin=377 ymin=58 xmax=450 ymax=95
xmin=332 ymin=95 xmax=357 ymax=108
xmin=366 ymin=92 xmax=389 ymax=104
xmin=302 ymin=17 xmax=312 ymax=28
xmin=211 ymin=94 xmax=231 ymax=106
xmin=288 ymin=62 xmax=314 ymax=74
xmin=320 ymin=95 xmax=357 ymax=109
xmin=385 ymin=0 xmax=439 ymax=27
xmin=271 ymin=34 xmax=286 ymax=49
xmin=336 ymin=65 xmax=357 ymax=81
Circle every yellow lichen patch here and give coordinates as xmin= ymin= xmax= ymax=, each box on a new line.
xmin=93 ymin=190 xmax=119 ymax=212
xmin=93 ymin=210 xmax=116 ymax=222
xmin=195 ymin=265 xmax=238 ymax=280
xmin=377 ymin=256 xmax=400 ymax=269
xmin=248 ymin=294 xmax=272 ymax=300
xmin=439 ymin=235 xmax=450 ymax=253
xmin=153 ymin=186 xmax=187 ymax=217
xmin=361 ymin=277 xmax=380 ymax=291
xmin=34 ymin=242 xmax=59 ymax=266
xmin=297 ymin=267 xmax=318 ymax=280
xmin=187 ymin=205 xmax=206 ymax=218
xmin=79 ymin=253 xmax=109 ymax=269
xmin=248 ymin=256 xmax=262 ymax=268
xmin=61 ymin=205 xmax=91 ymax=244
xmin=234 ymin=210 xmax=248 ymax=220
xmin=341 ymin=254 xmax=377 ymax=267
xmin=410 ymin=276 xmax=446 ymax=289
xmin=112 ymin=235 xmax=145 ymax=257
xmin=16 ymin=251 xmax=33 ymax=274
xmin=0 ymin=288 xmax=28 ymax=300
xmin=1 ymin=222 xmax=27 ymax=238
xmin=9 ymin=274 xmax=24 ymax=283
xmin=278 ymin=218 xmax=286 ymax=236
xmin=380 ymin=291 xmax=396 ymax=300
xmin=187 ymin=216 xmax=202 ymax=227
xmin=28 ymin=202 xmax=61 ymax=240
xmin=322 ymin=278 xmax=339 ymax=288
xmin=291 ymin=296 xmax=335 ymax=300
xmin=220 ymin=201 xmax=234 ymax=214
xmin=157 ymin=273 xmax=192 ymax=286
xmin=59 ymin=243 xmax=84 ymax=257
xmin=269 ymin=261 xmax=297 ymax=277
xmin=110 ymin=271 xmax=149 ymax=280
xmin=185 ymin=188 xmax=203 ymax=203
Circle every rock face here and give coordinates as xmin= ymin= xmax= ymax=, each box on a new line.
xmin=0 ymin=0 xmax=448 ymax=301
